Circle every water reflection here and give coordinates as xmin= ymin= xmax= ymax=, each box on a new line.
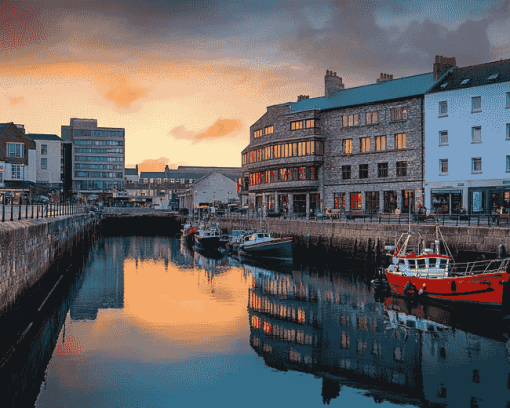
xmin=245 ymin=263 xmax=510 ymax=407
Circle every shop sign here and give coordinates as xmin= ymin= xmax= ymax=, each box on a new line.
xmin=472 ymin=191 xmax=483 ymax=212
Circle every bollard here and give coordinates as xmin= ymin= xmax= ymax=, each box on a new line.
xmin=499 ymin=245 xmax=506 ymax=259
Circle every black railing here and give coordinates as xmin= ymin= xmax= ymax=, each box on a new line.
xmin=1 ymin=202 xmax=86 ymax=222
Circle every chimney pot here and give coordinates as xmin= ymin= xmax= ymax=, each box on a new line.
xmin=435 ymin=55 xmax=440 ymax=63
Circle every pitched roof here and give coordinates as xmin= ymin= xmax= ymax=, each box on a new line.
xmin=276 ymin=72 xmax=436 ymax=113
xmin=139 ymin=171 xmax=208 ymax=179
xmin=125 ymin=168 xmax=138 ymax=176
xmin=428 ymin=58 xmax=510 ymax=93
xmin=28 ymin=133 xmax=62 ymax=141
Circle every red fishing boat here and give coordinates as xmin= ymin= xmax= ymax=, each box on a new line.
xmin=383 ymin=225 xmax=510 ymax=307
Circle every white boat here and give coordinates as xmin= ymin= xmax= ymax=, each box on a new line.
xmin=238 ymin=232 xmax=293 ymax=259
xmin=225 ymin=229 xmax=251 ymax=252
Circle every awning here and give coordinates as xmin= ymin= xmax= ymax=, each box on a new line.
xmin=431 ymin=190 xmax=461 ymax=194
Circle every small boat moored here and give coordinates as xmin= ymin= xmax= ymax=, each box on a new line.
xmin=238 ymin=231 xmax=293 ymax=260
xmin=194 ymin=224 xmax=221 ymax=250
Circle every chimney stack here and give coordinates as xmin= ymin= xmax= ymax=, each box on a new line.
xmin=376 ymin=73 xmax=394 ymax=83
xmin=433 ymin=55 xmax=457 ymax=80
xmin=297 ymin=95 xmax=310 ymax=102
xmin=325 ymin=70 xmax=344 ymax=98
xmin=136 ymin=164 xmax=138 ymax=174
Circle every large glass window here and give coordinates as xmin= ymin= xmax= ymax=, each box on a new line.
xmin=375 ymin=136 xmax=386 ymax=151
xmin=344 ymin=139 xmax=352 ymax=154
xmin=360 ymin=137 xmax=370 ymax=152
xmin=350 ymin=192 xmax=362 ymax=209
xmin=299 ymin=167 xmax=307 ymax=180
xmin=334 ymin=193 xmax=345 ymax=210
xmin=384 ymin=191 xmax=397 ymax=213
xmin=365 ymin=191 xmax=379 ymax=213
xmin=7 ymin=143 xmax=24 ymax=157
xmin=395 ymin=133 xmax=407 ymax=149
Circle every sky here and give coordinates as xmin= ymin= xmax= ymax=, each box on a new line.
xmin=1 ymin=0 xmax=510 ymax=171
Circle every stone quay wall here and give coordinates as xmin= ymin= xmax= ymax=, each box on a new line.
xmin=0 ymin=214 xmax=100 ymax=315
xmin=219 ymin=219 xmax=510 ymax=258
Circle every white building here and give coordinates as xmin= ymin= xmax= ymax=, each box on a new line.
xmin=179 ymin=172 xmax=238 ymax=213
xmin=424 ymin=58 xmax=510 ymax=214
xmin=28 ymin=133 xmax=63 ymax=190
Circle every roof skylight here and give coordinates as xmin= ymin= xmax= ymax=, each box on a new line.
xmin=440 ymin=83 xmax=448 ymax=88
xmin=488 ymin=74 xmax=499 ymax=80
xmin=460 ymin=79 xmax=470 ymax=85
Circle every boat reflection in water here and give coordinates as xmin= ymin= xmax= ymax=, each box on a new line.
xmin=245 ymin=263 xmax=510 ymax=407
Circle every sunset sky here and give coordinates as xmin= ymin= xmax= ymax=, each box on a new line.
xmin=1 ymin=0 xmax=510 ymax=171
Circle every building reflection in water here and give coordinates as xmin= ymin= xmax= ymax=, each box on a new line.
xmin=245 ymin=263 xmax=510 ymax=407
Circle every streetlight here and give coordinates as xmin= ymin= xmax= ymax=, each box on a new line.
xmin=21 ymin=164 xmax=25 ymax=204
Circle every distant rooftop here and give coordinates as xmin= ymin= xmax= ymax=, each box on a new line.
xmin=28 ymin=133 xmax=62 ymax=141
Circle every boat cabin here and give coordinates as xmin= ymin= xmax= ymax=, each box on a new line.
xmin=243 ymin=232 xmax=273 ymax=245
xmin=388 ymin=254 xmax=450 ymax=278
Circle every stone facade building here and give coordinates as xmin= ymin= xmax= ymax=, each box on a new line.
xmin=242 ymin=59 xmax=452 ymax=215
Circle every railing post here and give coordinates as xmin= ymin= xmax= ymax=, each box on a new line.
xmin=11 ymin=202 xmax=14 ymax=221
xmin=18 ymin=199 xmax=21 ymax=220
xmin=36 ymin=203 xmax=39 ymax=219
xmin=25 ymin=202 xmax=28 ymax=219
xmin=31 ymin=203 xmax=34 ymax=219
xmin=1 ymin=201 xmax=4 ymax=222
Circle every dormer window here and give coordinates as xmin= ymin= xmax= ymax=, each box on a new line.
xmin=460 ymin=79 xmax=470 ymax=85
xmin=440 ymin=83 xmax=448 ymax=88
xmin=488 ymin=74 xmax=499 ymax=80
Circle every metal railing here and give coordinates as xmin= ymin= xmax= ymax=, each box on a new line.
xmin=218 ymin=210 xmax=510 ymax=227
xmin=0 ymin=202 xmax=86 ymax=222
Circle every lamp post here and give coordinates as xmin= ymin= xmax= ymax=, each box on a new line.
xmin=21 ymin=164 xmax=25 ymax=204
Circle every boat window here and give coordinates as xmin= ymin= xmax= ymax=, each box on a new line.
xmin=399 ymin=260 xmax=405 ymax=265
xmin=417 ymin=259 xmax=426 ymax=269
xmin=428 ymin=258 xmax=436 ymax=267
xmin=439 ymin=259 xmax=448 ymax=269
xmin=408 ymin=260 xmax=416 ymax=269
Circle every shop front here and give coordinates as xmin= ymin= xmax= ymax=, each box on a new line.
xmin=431 ymin=190 xmax=462 ymax=215
xmin=469 ymin=187 xmax=510 ymax=214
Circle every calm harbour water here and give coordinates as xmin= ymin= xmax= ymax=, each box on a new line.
xmin=3 ymin=236 xmax=510 ymax=407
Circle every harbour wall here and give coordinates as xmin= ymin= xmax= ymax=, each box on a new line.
xmin=0 ymin=214 xmax=100 ymax=317
xmin=219 ymin=219 xmax=510 ymax=261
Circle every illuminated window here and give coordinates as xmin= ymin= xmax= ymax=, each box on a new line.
xmin=299 ymin=167 xmax=307 ymax=180
xmin=254 ymin=129 xmax=262 ymax=138
xmin=350 ymin=192 xmax=361 ymax=209
xmin=342 ymin=113 xmax=359 ymax=127
xmin=264 ymin=125 xmax=273 ymax=135
xmin=263 ymin=321 xmax=272 ymax=334
xmin=343 ymin=139 xmax=352 ymax=154
xmin=360 ymin=137 xmax=370 ymax=152
xmin=341 ymin=331 xmax=350 ymax=349
xmin=395 ymin=133 xmax=406 ymax=149
xmin=366 ymin=111 xmax=378 ymax=125
xmin=297 ymin=309 xmax=306 ymax=323
xmin=334 ymin=193 xmax=345 ymax=210
xmin=305 ymin=119 xmax=319 ymax=128
xmin=375 ymin=135 xmax=386 ymax=151
xmin=290 ymin=120 xmax=303 ymax=130
xmin=390 ymin=107 xmax=408 ymax=121
xmin=251 ymin=316 xmax=261 ymax=329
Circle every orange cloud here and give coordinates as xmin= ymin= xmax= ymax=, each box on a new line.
xmin=170 ymin=118 xmax=243 ymax=142
xmin=137 ymin=157 xmax=169 ymax=172
xmin=9 ymin=96 xmax=24 ymax=106
xmin=93 ymin=73 xmax=152 ymax=110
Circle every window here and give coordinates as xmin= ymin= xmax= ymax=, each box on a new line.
xmin=396 ymin=161 xmax=407 ymax=177
xmin=12 ymin=164 xmax=21 ymax=179
xmin=439 ymin=101 xmax=448 ymax=116
xmin=350 ymin=192 xmax=362 ymax=209
xmin=378 ymin=162 xmax=388 ymax=178
xmin=299 ymin=167 xmax=307 ymax=180
xmin=41 ymin=158 xmax=47 ymax=169
xmin=390 ymin=107 xmax=408 ymax=121
xmin=507 ymin=156 xmax=510 ymax=172
xmin=290 ymin=120 xmax=303 ymax=130
xmin=41 ymin=144 xmax=47 ymax=155
xmin=359 ymin=164 xmax=368 ymax=179
xmin=507 ymin=92 xmax=510 ymax=108
xmin=305 ymin=119 xmax=319 ymax=128
xmin=343 ymin=139 xmax=352 ymax=154
xmin=366 ymin=111 xmax=378 ymax=125
xmin=254 ymin=129 xmax=262 ymax=138
xmin=439 ymin=131 xmax=448 ymax=145
xmin=342 ymin=165 xmax=351 ymax=180
xmin=342 ymin=114 xmax=359 ymax=127
xmin=472 ymin=158 xmax=482 ymax=173
xmin=472 ymin=96 xmax=481 ymax=112
xmin=334 ymin=193 xmax=345 ymax=210
xmin=472 ymin=126 xmax=481 ymax=143
xmin=460 ymin=79 xmax=470 ymax=85
xmin=440 ymin=159 xmax=448 ymax=174
xmin=375 ymin=135 xmax=386 ymax=151
xmin=507 ymin=124 xmax=510 ymax=140
xmin=395 ymin=133 xmax=406 ymax=149
xmin=264 ymin=125 xmax=273 ymax=135
xmin=7 ymin=143 xmax=24 ymax=157
xmin=360 ymin=137 xmax=370 ymax=152
xmin=488 ymin=73 xmax=499 ymax=80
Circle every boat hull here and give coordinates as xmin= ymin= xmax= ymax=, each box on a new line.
xmin=194 ymin=235 xmax=221 ymax=250
xmin=386 ymin=271 xmax=510 ymax=306
xmin=239 ymin=238 xmax=293 ymax=259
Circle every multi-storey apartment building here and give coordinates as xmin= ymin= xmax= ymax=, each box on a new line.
xmin=424 ymin=58 xmax=510 ymax=215
xmin=0 ymin=123 xmax=36 ymax=197
xmin=242 ymin=58 xmax=453 ymax=215
xmin=27 ymin=133 xmax=62 ymax=192
xmin=61 ymin=118 xmax=125 ymax=197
